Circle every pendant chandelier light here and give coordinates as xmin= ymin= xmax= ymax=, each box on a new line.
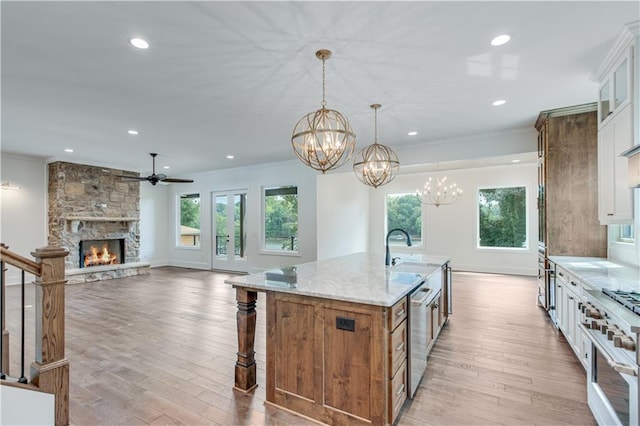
xmin=353 ymin=104 xmax=400 ymax=188
xmin=416 ymin=175 xmax=462 ymax=207
xmin=291 ymin=49 xmax=356 ymax=173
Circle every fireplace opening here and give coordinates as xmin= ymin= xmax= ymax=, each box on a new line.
xmin=79 ymin=239 xmax=125 ymax=268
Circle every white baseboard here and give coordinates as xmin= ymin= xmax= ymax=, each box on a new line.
xmin=167 ymin=260 xmax=210 ymax=270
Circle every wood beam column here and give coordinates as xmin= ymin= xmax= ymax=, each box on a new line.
xmin=234 ymin=287 xmax=258 ymax=392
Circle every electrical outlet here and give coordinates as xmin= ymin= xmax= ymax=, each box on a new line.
xmin=336 ymin=316 xmax=355 ymax=332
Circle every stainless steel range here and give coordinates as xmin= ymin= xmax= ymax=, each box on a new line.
xmin=581 ymin=288 xmax=639 ymax=426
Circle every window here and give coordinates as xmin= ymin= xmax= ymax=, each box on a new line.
xmin=263 ymin=186 xmax=298 ymax=252
xmin=386 ymin=193 xmax=422 ymax=246
xmin=178 ymin=193 xmax=200 ymax=247
xmin=478 ymin=186 xmax=527 ymax=249
xmin=615 ymin=225 xmax=635 ymax=244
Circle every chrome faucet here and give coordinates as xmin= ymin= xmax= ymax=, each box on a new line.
xmin=385 ymin=228 xmax=412 ymax=266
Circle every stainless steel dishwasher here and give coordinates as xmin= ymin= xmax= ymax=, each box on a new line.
xmin=408 ymin=278 xmax=431 ymax=398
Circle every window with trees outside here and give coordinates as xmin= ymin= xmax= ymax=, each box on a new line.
xmin=264 ymin=186 xmax=298 ymax=252
xmin=386 ymin=193 xmax=422 ymax=246
xmin=179 ymin=193 xmax=200 ymax=247
xmin=478 ymin=186 xmax=527 ymax=249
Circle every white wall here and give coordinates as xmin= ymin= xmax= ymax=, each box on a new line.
xmin=0 ymin=153 xmax=47 ymax=284
xmin=139 ymin=183 xmax=170 ymax=266
xmin=165 ymin=161 xmax=318 ymax=272
xmin=369 ymin=163 xmax=539 ymax=276
xmin=316 ymin=172 xmax=370 ymax=260
xmin=395 ymin=128 xmax=537 ymax=166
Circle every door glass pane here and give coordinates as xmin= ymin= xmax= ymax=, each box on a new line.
xmin=600 ymin=81 xmax=610 ymax=122
xmin=614 ymin=59 xmax=628 ymax=108
xmin=215 ymin=195 xmax=227 ymax=256
xmin=234 ymin=194 xmax=247 ymax=258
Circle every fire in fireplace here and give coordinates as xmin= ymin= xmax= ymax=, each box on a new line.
xmin=79 ymin=239 xmax=125 ymax=268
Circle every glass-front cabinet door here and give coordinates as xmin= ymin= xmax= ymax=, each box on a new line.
xmin=599 ymin=52 xmax=631 ymax=125
xmin=614 ymin=58 xmax=628 ymax=109
xmin=599 ymin=80 xmax=611 ymax=123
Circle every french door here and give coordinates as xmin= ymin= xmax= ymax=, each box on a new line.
xmin=211 ymin=190 xmax=248 ymax=272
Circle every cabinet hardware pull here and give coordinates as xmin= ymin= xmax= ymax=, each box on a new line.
xmin=570 ymin=281 xmax=577 ymax=287
xmin=607 ymin=213 xmax=614 ymax=216
xmin=396 ymin=383 xmax=405 ymax=396
xmin=395 ymin=309 xmax=405 ymax=317
xmin=395 ymin=342 xmax=405 ymax=352
xmin=558 ymin=272 xmax=564 ymax=277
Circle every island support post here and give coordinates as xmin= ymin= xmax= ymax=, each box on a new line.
xmin=234 ymin=287 xmax=258 ymax=392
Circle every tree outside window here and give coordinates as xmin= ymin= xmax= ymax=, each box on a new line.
xmin=386 ymin=193 xmax=422 ymax=246
xmin=179 ymin=193 xmax=200 ymax=247
xmin=478 ymin=187 xmax=527 ymax=249
xmin=264 ymin=186 xmax=298 ymax=252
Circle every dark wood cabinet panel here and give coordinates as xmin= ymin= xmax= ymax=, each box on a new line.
xmin=536 ymin=106 xmax=607 ymax=257
xmin=274 ymin=299 xmax=315 ymax=399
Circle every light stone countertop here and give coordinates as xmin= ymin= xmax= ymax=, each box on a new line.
xmin=548 ymin=256 xmax=640 ymax=292
xmin=224 ymin=252 xmax=450 ymax=307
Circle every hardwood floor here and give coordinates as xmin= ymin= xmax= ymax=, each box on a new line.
xmin=3 ymin=267 xmax=596 ymax=425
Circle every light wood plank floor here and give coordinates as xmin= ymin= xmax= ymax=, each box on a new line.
xmin=3 ymin=267 xmax=596 ymax=425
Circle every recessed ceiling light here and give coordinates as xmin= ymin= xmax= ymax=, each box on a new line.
xmin=512 ymin=159 xmax=521 ymax=163
xmin=163 ymin=166 xmax=170 ymax=169
xmin=128 ymin=129 xmax=139 ymax=135
xmin=64 ymin=148 xmax=74 ymax=153
xmin=491 ymin=34 xmax=511 ymax=46
xmin=129 ymin=38 xmax=149 ymax=49
xmin=492 ymin=99 xmax=506 ymax=106
xmin=408 ymin=131 xmax=418 ymax=136
xmin=226 ymin=155 xmax=234 ymax=159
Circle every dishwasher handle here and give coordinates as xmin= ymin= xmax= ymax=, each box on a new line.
xmin=411 ymin=287 xmax=432 ymax=305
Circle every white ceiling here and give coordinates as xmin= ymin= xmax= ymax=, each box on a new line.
xmin=2 ymin=1 xmax=638 ymax=177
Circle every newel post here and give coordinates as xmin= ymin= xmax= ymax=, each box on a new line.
xmin=29 ymin=246 xmax=69 ymax=426
xmin=1 ymin=243 xmax=9 ymax=377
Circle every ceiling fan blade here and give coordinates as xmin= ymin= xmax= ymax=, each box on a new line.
xmin=161 ymin=178 xmax=194 ymax=184
xmin=113 ymin=175 xmax=148 ymax=181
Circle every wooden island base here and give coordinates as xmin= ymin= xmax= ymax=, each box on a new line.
xmin=234 ymin=287 xmax=408 ymax=425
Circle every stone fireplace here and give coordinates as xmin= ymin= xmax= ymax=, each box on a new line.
xmin=48 ymin=161 xmax=150 ymax=283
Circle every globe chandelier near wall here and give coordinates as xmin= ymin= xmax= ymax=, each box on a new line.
xmin=291 ymin=49 xmax=356 ymax=173
xmin=416 ymin=175 xmax=462 ymax=207
xmin=353 ymin=104 xmax=400 ymax=188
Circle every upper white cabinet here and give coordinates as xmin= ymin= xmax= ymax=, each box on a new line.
xmin=598 ymin=104 xmax=634 ymax=223
xmin=593 ymin=21 xmax=639 ymax=224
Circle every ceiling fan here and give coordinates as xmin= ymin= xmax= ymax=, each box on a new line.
xmin=116 ymin=153 xmax=194 ymax=185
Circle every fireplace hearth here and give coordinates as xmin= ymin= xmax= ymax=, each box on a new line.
xmin=79 ymin=239 xmax=125 ymax=268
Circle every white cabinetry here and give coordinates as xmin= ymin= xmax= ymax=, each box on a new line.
xmin=598 ymin=104 xmax=634 ymax=223
xmin=594 ymin=21 xmax=639 ymax=224
xmin=555 ymin=265 xmax=587 ymax=369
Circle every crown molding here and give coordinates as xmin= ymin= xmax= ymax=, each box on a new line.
xmin=591 ymin=20 xmax=640 ymax=82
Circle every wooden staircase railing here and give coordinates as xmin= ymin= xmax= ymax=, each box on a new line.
xmin=0 ymin=244 xmax=69 ymax=426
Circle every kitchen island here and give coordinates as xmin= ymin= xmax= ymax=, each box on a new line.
xmin=225 ymin=252 xmax=450 ymax=425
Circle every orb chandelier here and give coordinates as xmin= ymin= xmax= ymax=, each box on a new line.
xmin=416 ymin=175 xmax=462 ymax=207
xmin=353 ymin=104 xmax=399 ymax=188
xmin=291 ymin=49 xmax=356 ymax=173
